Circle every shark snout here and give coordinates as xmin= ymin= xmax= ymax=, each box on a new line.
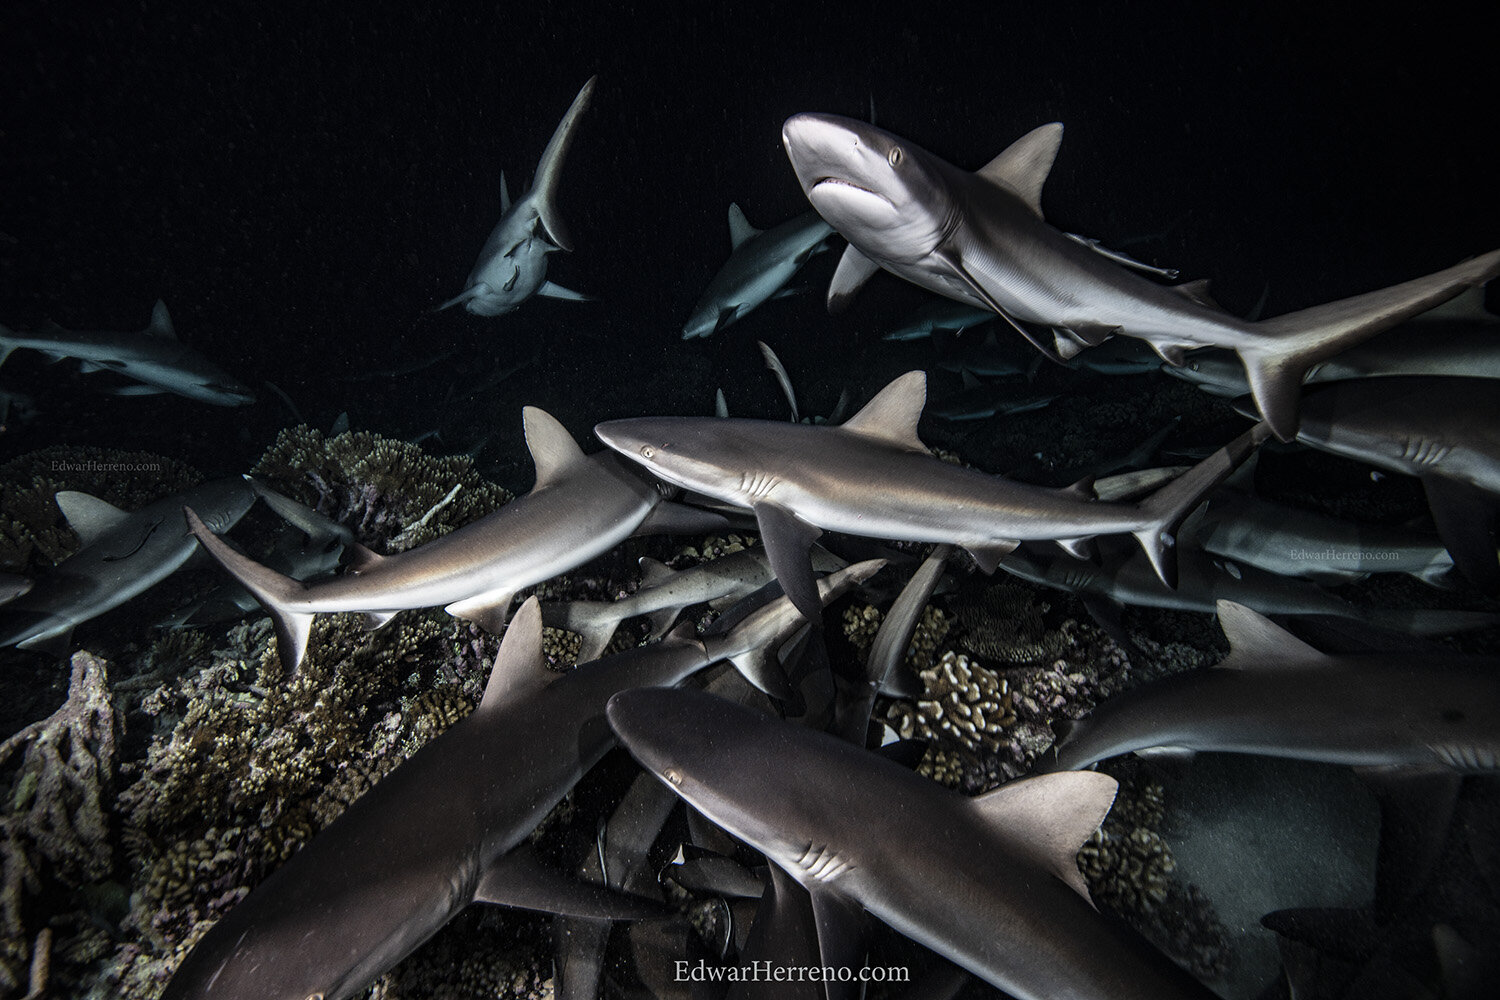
xmin=782 ymin=113 xmax=868 ymax=192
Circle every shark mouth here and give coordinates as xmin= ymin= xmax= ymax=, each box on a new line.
xmin=813 ymin=176 xmax=879 ymax=197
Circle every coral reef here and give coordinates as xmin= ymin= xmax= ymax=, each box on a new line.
xmin=252 ymin=426 xmax=513 ymax=552
xmin=0 ymin=651 xmax=117 ymax=996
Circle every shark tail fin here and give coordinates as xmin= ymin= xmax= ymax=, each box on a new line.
xmin=183 ymin=506 xmax=315 ymax=673
xmin=1131 ymin=423 xmax=1271 ymax=588
xmin=1241 ymin=249 xmax=1500 ymax=440
xmin=529 ymin=75 xmax=597 ymax=253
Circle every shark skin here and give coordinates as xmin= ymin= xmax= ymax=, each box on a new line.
xmin=595 ymin=370 xmax=1267 ymax=622
xmin=1235 ymin=376 xmax=1500 ymax=591
xmin=163 ymin=562 xmax=882 ymax=1000
xmin=682 ymin=205 xmax=835 ymax=338
xmin=0 ymin=477 xmax=255 ymax=655
xmin=439 ymin=77 xmax=596 ymax=316
xmin=606 ymin=688 xmax=1218 ymax=1000
xmin=1043 ymin=601 xmax=1500 ymax=773
xmin=0 ymin=300 xmax=255 ymax=405
xmin=184 ymin=407 xmax=665 ymax=673
xmin=883 ymin=299 xmax=996 ymax=341
xmin=780 ymin=112 xmax=1500 ymax=440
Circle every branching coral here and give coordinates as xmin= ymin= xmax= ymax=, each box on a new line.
xmin=0 ymin=652 xmax=117 ymax=995
xmin=251 ymin=426 xmax=513 ymax=552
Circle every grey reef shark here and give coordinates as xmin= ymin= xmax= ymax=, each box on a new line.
xmin=185 ymin=406 xmax=721 ymax=673
xmin=1041 ymin=600 xmax=1500 ymax=774
xmin=595 ymin=369 xmax=1267 ymax=623
xmin=607 ymin=687 xmax=1220 ymax=1000
xmin=438 ymin=76 xmax=596 ymax=316
xmin=682 ymin=204 xmax=836 ymax=338
xmin=0 ymin=477 xmax=256 ymax=656
xmin=0 ymin=300 xmax=255 ymax=406
xmin=779 ymin=112 xmax=1500 ymax=441
xmin=163 ymin=561 xmax=882 ymax=1000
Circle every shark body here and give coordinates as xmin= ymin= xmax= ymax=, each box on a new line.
xmin=439 ymin=77 xmax=596 ymax=316
xmin=185 ymin=407 xmax=669 ymax=672
xmin=780 ymin=112 xmax=1500 ymax=440
xmin=162 ymin=567 xmax=879 ymax=1000
xmin=0 ymin=300 xmax=254 ymax=405
xmin=595 ymin=370 xmax=1265 ymax=621
xmin=682 ymin=205 xmax=834 ymax=338
xmin=607 ymin=687 xmax=1217 ymax=1000
xmin=0 ymin=477 xmax=255 ymax=655
xmin=1046 ymin=601 xmax=1500 ymax=773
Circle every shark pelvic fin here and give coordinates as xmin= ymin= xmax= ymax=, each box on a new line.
xmin=753 ymin=501 xmax=824 ymax=623
xmin=53 ymin=491 xmax=131 ymax=547
xmin=969 ymin=770 xmax=1117 ymax=904
xmin=477 ymin=596 xmax=549 ymax=710
xmin=827 ymin=245 xmax=880 ymax=313
xmin=445 ymin=591 xmax=516 ymax=636
xmin=523 ymin=406 xmax=589 ymax=488
xmin=965 ymin=540 xmax=1018 ymax=573
xmin=726 ymin=202 xmax=760 ymax=250
xmin=840 ymin=371 xmax=927 ymax=451
xmin=1214 ymin=600 xmax=1329 ymax=668
xmin=184 ymin=506 xmax=314 ymax=673
xmin=537 ymin=281 xmax=591 ymax=302
xmin=475 ymin=842 xmax=666 ymax=920
xmin=145 ymin=300 xmax=175 ymax=338
xmin=976 ymin=122 xmax=1064 ymax=218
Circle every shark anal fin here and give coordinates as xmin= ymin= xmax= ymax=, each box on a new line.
xmin=827 ymin=245 xmax=880 ymax=314
xmin=475 ymin=843 xmax=666 ymax=920
xmin=969 ymin=771 xmax=1117 ymax=904
xmin=752 ymin=501 xmax=824 ymax=623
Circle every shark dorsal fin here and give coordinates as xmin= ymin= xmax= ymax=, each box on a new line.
xmin=727 ymin=203 xmax=760 ymax=250
xmin=499 ymin=170 xmax=512 ymax=214
xmin=839 ymin=372 xmax=927 ymax=451
xmin=638 ymin=556 xmax=675 ymax=589
xmin=523 ymin=407 xmax=589 ymax=488
xmin=975 ymin=122 xmax=1064 ymax=218
xmin=478 ymin=596 xmax=552 ymax=711
xmin=970 ymin=771 xmax=1116 ymax=902
xmin=145 ymin=300 xmax=175 ymax=339
xmin=346 ymin=542 xmax=386 ymax=574
xmin=1215 ymin=600 xmax=1328 ymax=668
xmin=54 ymin=491 xmax=131 ymax=547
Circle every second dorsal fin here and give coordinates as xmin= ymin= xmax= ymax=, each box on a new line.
xmin=975 ymin=122 xmax=1064 ymax=218
xmin=524 ymin=407 xmax=590 ymax=488
xmin=839 ymin=372 xmax=927 ymax=452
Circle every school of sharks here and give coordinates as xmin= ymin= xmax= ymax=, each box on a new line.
xmin=3 ymin=54 xmax=1500 ymax=1000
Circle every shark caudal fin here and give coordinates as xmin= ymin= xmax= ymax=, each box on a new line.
xmin=529 ymin=75 xmax=596 ymax=253
xmin=1131 ymin=423 xmax=1270 ymax=588
xmin=184 ymin=506 xmax=315 ymax=673
xmin=1240 ymin=249 xmax=1500 ymax=441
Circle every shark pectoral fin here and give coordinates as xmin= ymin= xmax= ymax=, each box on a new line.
xmin=727 ymin=647 xmax=794 ymax=702
xmin=935 ymin=248 xmax=1067 ymax=364
xmin=975 ymin=122 xmax=1063 ymax=218
xmin=445 ymin=590 xmax=517 ymax=637
xmin=840 ymin=371 xmax=927 ymax=451
xmin=1052 ymin=329 xmax=1087 ymax=361
xmin=537 ymin=281 xmax=592 ymax=302
xmin=644 ymin=607 xmax=680 ymax=643
xmin=1238 ymin=348 xmax=1305 ymax=442
xmin=475 ymin=596 xmax=550 ymax=710
xmin=632 ymin=501 xmax=732 ymax=537
xmin=726 ymin=202 xmax=760 ymax=250
xmin=1421 ymin=475 xmax=1500 ymax=594
xmin=805 ymin=884 xmax=867 ymax=1000
xmin=523 ymin=406 xmax=590 ymax=487
xmin=753 ymin=502 xmax=824 ymax=623
xmin=1353 ymin=765 xmax=1462 ymax=921
xmin=969 ymin=771 xmax=1118 ymax=904
xmin=475 ymin=845 xmax=667 ymax=921
xmin=712 ymin=305 xmax=739 ymax=335
xmin=964 ymin=540 xmax=1018 ymax=574
xmin=16 ymin=627 xmax=75 ymax=659
xmin=1134 ymin=746 xmax=1197 ymax=763
xmin=53 ymin=491 xmax=131 ymax=547
xmin=1213 ymin=600 xmax=1330 ymax=668
xmin=827 ymin=245 xmax=880 ymax=314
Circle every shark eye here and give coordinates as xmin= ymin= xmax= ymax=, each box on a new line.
xmin=306 ymin=994 xmax=325 ymax=1000
xmin=887 ymin=147 xmax=903 ymax=167
xmin=664 ymin=768 xmax=682 ymax=786
xmin=640 ymin=445 xmax=656 ymax=459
